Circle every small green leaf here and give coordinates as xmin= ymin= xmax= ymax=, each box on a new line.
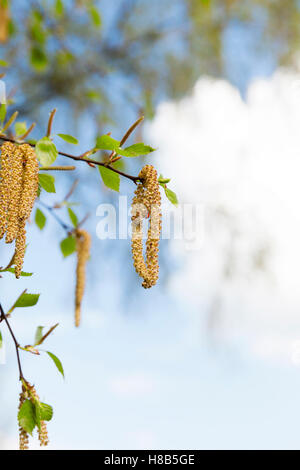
xmin=14 ymin=121 xmax=27 ymax=137
xmin=35 ymin=208 xmax=46 ymax=230
xmin=118 ymin=143 xmax=156 ymax=157
xmin=38 ymin=174 xmax=56 ymax=193
xmin=47 ymin=351 xmax=64 ymax=378
xmin=164 ymin=187 xmax=178 ymax=206
xmin=60 ymin=236 xmax=76 ymax=257
xmin=36 ymin=137 xmax=58 ymax=167
xmin=39 ymin=402 xmax=53 ymax=422
xmin=68 ymin=207 xmax=78 ymax=227
xmin=0 ymin=59 xmax=8 ymax=67
xmin=57 ymin=134 xmax=78 ymax=145
xmin=54 ymin=0 xmax=64 ymax=16
xmin=96 ymin=135 xmax=120 ymax=151
xmin=30 ymin=46 xmax=48 ymax=72
xmin=4 ymin=267 xmax=33 ymax=277
xmin=158 ymin=174 xmax=171 ymax=184
xmin=98 ymin=166 xmax=120 ymax=192
xmin=0 ymin=103 xmax=6 ymax=124
xmin=18 ymin=400 xmax=36 ymax=435
xmin=34 ymin=326 xmax=44 ymax=346
xmin=14 ymin=293 xmax=40 ymax=308
xmin=89 ymin=5 xmax=102 ymax=27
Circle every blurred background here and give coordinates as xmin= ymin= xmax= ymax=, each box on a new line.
xmin=1 ymin=0 xmax=300 ymax=450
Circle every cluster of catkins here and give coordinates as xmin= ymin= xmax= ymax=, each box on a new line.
xmin=0 ymin=142 xmax=39 ymax=277
xmin=75 ymin=228 xmax=91 ymax=327
xmin=19 ymin=382 xmax=49 ymax=450
xmin=131 ymin=165 xmax=161 ymax=289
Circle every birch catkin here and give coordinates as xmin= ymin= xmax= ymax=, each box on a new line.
xmin=131 ymin=165 xmax=161 ymax=289
xmin=0 ymin=142 xmax=39 ymax=277
xmin=75 ymin=229 xmax=91 ymax=327
xmin=18 ymin=387 xmax=29 ymax=451
xmin=0 ymin=142 xmax=14 ymax=239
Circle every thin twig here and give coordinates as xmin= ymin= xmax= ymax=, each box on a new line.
xmin=39 ymin=166 xmax=76 ymax=171
xmin=38 ymin=200 xmax=73 ymax=233
xmin=0 ymin=302 xmax=24 ymax=381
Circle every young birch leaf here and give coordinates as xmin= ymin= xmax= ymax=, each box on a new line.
xmin=36 ymin=137 xmax=58 ymax=167
xmin=118 ymin=143 xmax=156 ymax=157
xmin=14 ymin=293 xmax=40 ymax=308
xmin=98 ymin=166 xmax=120 ymax=192
xmin=35 ymin=323 xmax=58 ymax=346
xmin=18 ymin=400 xmax=36 ymax=435
xmin=35 ymin=208 xmax=46 ymax=230
xmin=39 ymin=402 xmax=53 ymax=422
xmin=38 ymin=174 xmax=56 ymax=193
xmin=96 ymin=135 xmax=120 ymax=151
xmin=57 ymin=134 xmax=78 ymax=145
xmin=68 ymin=207 xmax=78 ymax=227
xmin=4 ymin=268 xmax=33 ymax=277
xmin=89 ymin=6 xmax=102 ymax=27
xmin=15 ymin=122 xmax=27 ymax=137
xmin=46 ymin=351 xmax=64 ymax=378
xmin=0 ymin=59 xmax=8 ymax=67
xmin=60 ymin=236 xmax=76 ymax=257
xmin=0 ymin=103 xmax=6 ymax=124
xmin=34 ymin=326 xmax=44 ymax=346
xmin=164 ymin=187 xmax=178 ymax=206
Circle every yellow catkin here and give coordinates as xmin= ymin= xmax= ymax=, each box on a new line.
xmin=18 ymin=387 xmax=29 ymax=451
xmin=27 ymin=383 xmax=49 ymax=447
xmin=18 ymin=144 xmax=39 ymax=220
xmin=131 ymin=165 xmax=161 ymax=289
xmin=14 ymin=219 xmax=26 ymax=279
xmin=75 ymin=229 xmax=91 ymax=327
xmin=0 ymin=5 xmax=9 ymax=43
xmin=5 ymin=146 xmax=24 ymax=243
xmin=0 ymin=142 xmax=14 ymax=238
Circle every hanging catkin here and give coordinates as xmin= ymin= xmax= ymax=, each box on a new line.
xmin=0 ymin=142 xmax=39 ymax=277
xmin=131 ymin=165 xmax=161 ymax=289
xmin=27 ymin=382 xmax=49 ymax=447
xmin=75 ymin=229 xmax=91 ymax=327
xmin=18 ymin=386 xmax=29 ymax=451
xmin=0 ymin=142 xmax=14 ymax=239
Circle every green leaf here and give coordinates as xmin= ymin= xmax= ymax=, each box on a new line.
xmin=96 ymin=135 xmax=120 ymax=151
xmin=98 ymin=166 xmax=120 ymax=192
xmin=57 ymin=134 xmax=78 ymax=145
xmin=118 ymin=143 xmax=156 ymax=158
xmin=34 ymin=326 xmax=44 ymax=346
xmin=18 ymin=400 xmax=36 ymax=435
xmin=14 ymin=121 xmax=27 ymax=137
xmin=60 ymin=236 xmax=76 ymax=257
xmin=38 ymin=174 xmax=56 ymax=193
xmin=0 ymin=103 xmax=6 ymax=124
xmin=36 ymin=137 xmax=58 ymax=167
xmin=0 ymin=59 xmax=8 ymax=67
xmin=54 ymin=0 xmax=64 ymax=17
xmin=158 ymin=174 xmax=171 ymax=184
xmin=39 ymin=402 xmax=53 ymax=422
xmin=30 ymin=46 xmax=48 ymax=72
xmin=164 ymin=187 xmax=178 ymax=206
xmin=4 ymin=267 xmax=33 ymax=277
xmin=89 ymin=5 xmax=102 ymax=27
xmin=68 ymin=207 xmax=78 ymax=227
xmin=35 ymin=208 xmax=46 ymax=230
xmin=46 ymin=351 xmax=64 ymax=378
xmin=14 ymin=293 xmax=40 ymax=308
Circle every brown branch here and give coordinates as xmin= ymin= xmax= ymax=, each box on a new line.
xmin=0 ymin=302 xmax=24 ymax=381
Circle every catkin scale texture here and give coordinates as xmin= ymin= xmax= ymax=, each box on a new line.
xmin=75 ymin=229 xmax=91 ymax=327
xmin=0 ymin=142 xmax=39 ymax=277
xmin=131 ymin=165 xmax=161 ymax=289
xmin=0 ymin=142 xmax=14 ymax=239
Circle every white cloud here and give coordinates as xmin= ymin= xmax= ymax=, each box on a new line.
xmin=147 ymin=70 xmax=300 ymax=364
